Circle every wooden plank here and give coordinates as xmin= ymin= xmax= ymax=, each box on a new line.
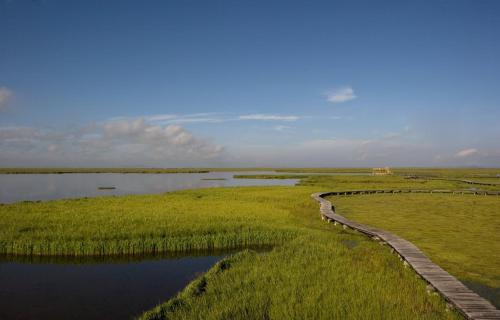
xmin=311 ymin=190 xmax=500 ymax=320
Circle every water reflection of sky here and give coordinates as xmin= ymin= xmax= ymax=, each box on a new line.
xmin=0 ymin=172 xmax=298 ymax=203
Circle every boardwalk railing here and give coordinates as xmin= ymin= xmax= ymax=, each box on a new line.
xmin=403 ymin=175 xmax=500 ymax=187
xmin=311 ymin=190 xmax=500 ymax=320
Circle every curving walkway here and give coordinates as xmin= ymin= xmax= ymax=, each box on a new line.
xmin=404 ymin=175 xmax=500 ymax=187
xmin=311 ymin=189 xmax=500 ymax=320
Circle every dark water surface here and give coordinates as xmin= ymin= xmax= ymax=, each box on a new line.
xmin=0 ymin=172 xmax=298 ymax=203
xmin=0 ymin=253 xmax=226 ymax=320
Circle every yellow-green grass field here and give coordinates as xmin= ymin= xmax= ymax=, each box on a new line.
xmin=141 ymin=239 xmax=457 ymax=320
xmin=330 ymin=193 xmax=500 ymax=288
xmin=0 ymin=187 xmax=304 ymax=256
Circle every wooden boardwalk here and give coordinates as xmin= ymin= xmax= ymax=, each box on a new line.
xmin=404 ymin=175 xmax=500 ymax=187
xmin=311 ymin=189 xmax=500 ymax=320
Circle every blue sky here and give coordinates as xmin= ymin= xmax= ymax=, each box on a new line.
xmin=1 ymin=0 xmax=499 ymax=167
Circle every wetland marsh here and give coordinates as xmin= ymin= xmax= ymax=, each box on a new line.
xmin=0 ymin=169 xmax=499 ymax=319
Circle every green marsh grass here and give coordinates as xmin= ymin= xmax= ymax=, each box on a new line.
xmin=330 ymin=193 xmax=500 ymax=288
xmin=141 ymin=234 xmax=460 ymax=319
xmin=296 ymin=174 xmax=500 ymax=193
xmin=233 ymin=174 xmax=306 ymax=179
xmin=0 ymin=187 xmax=310 ymax=256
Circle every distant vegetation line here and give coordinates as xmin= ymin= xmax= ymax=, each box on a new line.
xmin=0 ymin=167 xmax=371 ymax=174
xmin=233 ymin=174 xmax=306 ymax=179
xmin=0 ymin=168 xmax=211 ymax=174
xmin=1 ymin=167 xmax=499 ymax=177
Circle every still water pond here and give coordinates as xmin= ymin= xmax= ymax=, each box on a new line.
xmin=0 ymin=253 xmax=227 ymax=320
xmin=0 ymin=171 xmax=298 ymax=203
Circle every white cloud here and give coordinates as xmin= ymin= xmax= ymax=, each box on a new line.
xmin=146 ymin=114 xmax=177 ymax=122
xmin=326 ymin=86 xmax=356 ymax=103
xmin=103 ymin=118 xmax=213 ymax=148
xmin=119 ymin=113 xmax=303 ymax=125
xmin=142 ymin=113 xmax=304 ymax=124
xmin=274 ymin=125 xmax=291 ymax=132
xmin=146 ymin=113 xmax=226 ymax=124
xmin=0 ymin=126 xmax=41 ymax=141
xmin=2 ymin=119 xmax=500 ymax=167
xmin=47 ymin=144 xmax=58 ymax=152
xmin=0 ymin=118 xmax=224 ymax=166
xmin=238 ymin=114 xmax=300 ymax=121
xmin=454 ymin=148 xmax=478 ymax=158
xmin=0 ymin=87 xmax=13 ymax=111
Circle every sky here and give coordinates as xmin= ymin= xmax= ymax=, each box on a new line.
xmin=1 ymin=0 xmax=499 ymax=167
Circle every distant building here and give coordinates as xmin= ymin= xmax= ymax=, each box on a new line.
xmin=372 ymin=167 xmax=392 ymax=175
